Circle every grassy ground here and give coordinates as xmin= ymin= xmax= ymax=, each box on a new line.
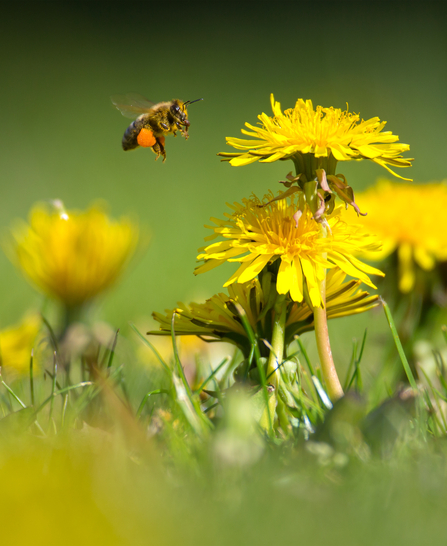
xmin=0 ymin=306 xmax=446 ymax=545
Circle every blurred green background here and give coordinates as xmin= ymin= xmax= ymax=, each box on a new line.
xmin=1 ymin=1 xmax=446 ymax=366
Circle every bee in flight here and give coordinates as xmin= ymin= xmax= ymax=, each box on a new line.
xmin=111 ymin=93 xmax=202 ymax=162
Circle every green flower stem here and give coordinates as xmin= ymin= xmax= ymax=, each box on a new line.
xmin=62 ymin=304 xmax=83 ymax=335
xmin=266 ymin=294 xmax=288 ymax=387
xmin=313 ymin=280 xmax=344 ymax=401
xmin=313 ymin=224 xmax=344 ymax=401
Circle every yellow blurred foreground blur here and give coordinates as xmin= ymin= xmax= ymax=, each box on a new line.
xmin=0 ymin=429 xmax=176 ymax=546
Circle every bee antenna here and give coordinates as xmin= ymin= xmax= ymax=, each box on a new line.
xmin=184 ymin=98 xmax=204 ymax=108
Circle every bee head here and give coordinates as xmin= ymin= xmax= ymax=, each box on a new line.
xmin=170 ymin=100 xmax=188 ymax=123
xmin=171 ymin=98 xmax=202 ymax=126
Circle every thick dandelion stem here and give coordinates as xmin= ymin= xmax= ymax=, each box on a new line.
xmin=296 ymin=165 xmax=343 ymax=400
xmin=313 ymin=223 xmax=343 ymax=401
xmin=313 ymin=278 xmax=344 ymax=401
xmin=266 ymin=294 xmax=288 ymax=388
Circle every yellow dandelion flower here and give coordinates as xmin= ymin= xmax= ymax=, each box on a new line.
xmin=152 ymin=281 xmax=260 ymax=345
xmin=195 ymin=191 xmax=384 ymax=308
xmin=219 ymin=94 xmax=412 ymax=180
xmin=151 ymin=269 xmax=378 ymax=357
xmin=0 ymin=313 xmax=41 ymax=373
xmin=6 ymin=202 xmax=140 ymax=307
xmin=354 ymin=179 xmax=447 ymax=293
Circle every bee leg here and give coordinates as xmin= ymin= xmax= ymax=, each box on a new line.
xmin=151 ymin=140 xmax=161 ymax=161
xmin=160 ymin=122 xmax=169 ymax=131
xmin=160 ymin=144 xmax=167 ymax=162
xmin=151 ymin=144 xmax=160 ymax=160
xmin=152 ymin=136 xmax=166 ymax=162
xmin=178 ymin=124 xmax=189 ymax=139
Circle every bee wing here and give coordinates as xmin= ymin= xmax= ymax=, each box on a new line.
xmin=111 ymin=93 xmax=156 ymax=119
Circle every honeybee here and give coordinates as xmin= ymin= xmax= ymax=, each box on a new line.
xmin=111 ymin=93 xmax=202 ymax=161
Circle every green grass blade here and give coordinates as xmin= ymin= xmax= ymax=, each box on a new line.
xmin=136 ymin=389 xmax=169 ymax=419
xmin=130 ymin=322 xmax=171 ymax=375
xmin=381 ymin=298 xmax=417 ymax=391
xmin=344 ymin=331 xmax=367 ymax=392
xmin=311 ymin=376 xmax=333 ymax=410
xmin=1 ymin=376 xmax=26 ymax=409
xmin=235 ymin=303 xmax=273 ymax=435
xmin=294 ymin=336 xmax=315 ymax=377
xmin=170 ymin=312 xmax=192 ymax=398
xmin=61 ymin=394 xmax=69 ymax=428
xmin=219 ymin=350 xmax=239 ymax=389
xmin=244 ymin=343 xmax=256 ymax=381
xmin=442 ymin=325 xmax=447 ymax=346
xmin=170 ymin=313 xmax=211 ymax=434
xmin=29 ymin=349 xmax=35 ymax=407
xmin=195 ymin=357 xmax=229 ymax=394
xmin=106 ymin=328 xmax=120 ymax=369
xmin=69 ymin=364 xmax=124 ymax=418
xmin=299 ymin=366 xmax=321 ymax=409
xmin=34 ymin=382 xmax=93 ymax=416
xmin=357 ymin=328 xmax=368 ymax=364
xmin=344 ymin=339 xmax=358 ymax=391
xmin=204 ymin=402 xmax=219 ymax=414
xmin=432 ymin=349 xmax=447 ymax=395
xmin=417 ymin=365 xmax=447 ymax=432
xmin=41 ymin=314 xmax=59 ymax=353
xmin=49 ymin=351 xmax=57 ymax=424
xmin=172 ymin=374 xmax=210 ymax=435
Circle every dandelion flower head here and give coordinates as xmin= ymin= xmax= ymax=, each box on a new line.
xmin=219 ymin=94 xmax=412 ymax=180
xmin=354 ymin=180 xmax=447 ymax=292
xmin=6 ymin=202 xmax=140 ymax=307
xmin=195 ymin=190 xmax=384 ymax=308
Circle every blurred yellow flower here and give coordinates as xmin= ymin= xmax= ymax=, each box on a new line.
xmin=152 ymin=269 xmax=378 ymax=356
xmin=0 ymin=313 xmax=41 ymax=373
xmin=354 ymin=180 xmax=447 ymax=292
xmin=219 ymin=94 xmax=412 ymax=179
xmin=195 ymin=191 xmax=383 ymax=308
xmin=6 ymin=202 xmax=139 ymax=307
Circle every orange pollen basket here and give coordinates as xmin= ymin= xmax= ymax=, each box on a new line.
xmin=137 ymin=128 xmax=156 ymax=148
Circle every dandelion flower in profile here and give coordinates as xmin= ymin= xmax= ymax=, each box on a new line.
xmin=152 ymin=281 xmax=263 ymax=353
xmin=0 ymin=313 xmax=41 ymax=373
xmin=151 ymin=269 xmax=379 ymax=357
xmin=219 ymin=94 xmax=412 ymax=180
xmin=6 ymin=202 xmax=140 ymax=308
xmin=354 ymin=180 xmax=447 ymax=293
xmin=195 ymin=190 xmax=383 ymax=308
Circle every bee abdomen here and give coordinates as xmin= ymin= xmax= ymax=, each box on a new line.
xmin=122 ymin=116 xmax=147 ymax=151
